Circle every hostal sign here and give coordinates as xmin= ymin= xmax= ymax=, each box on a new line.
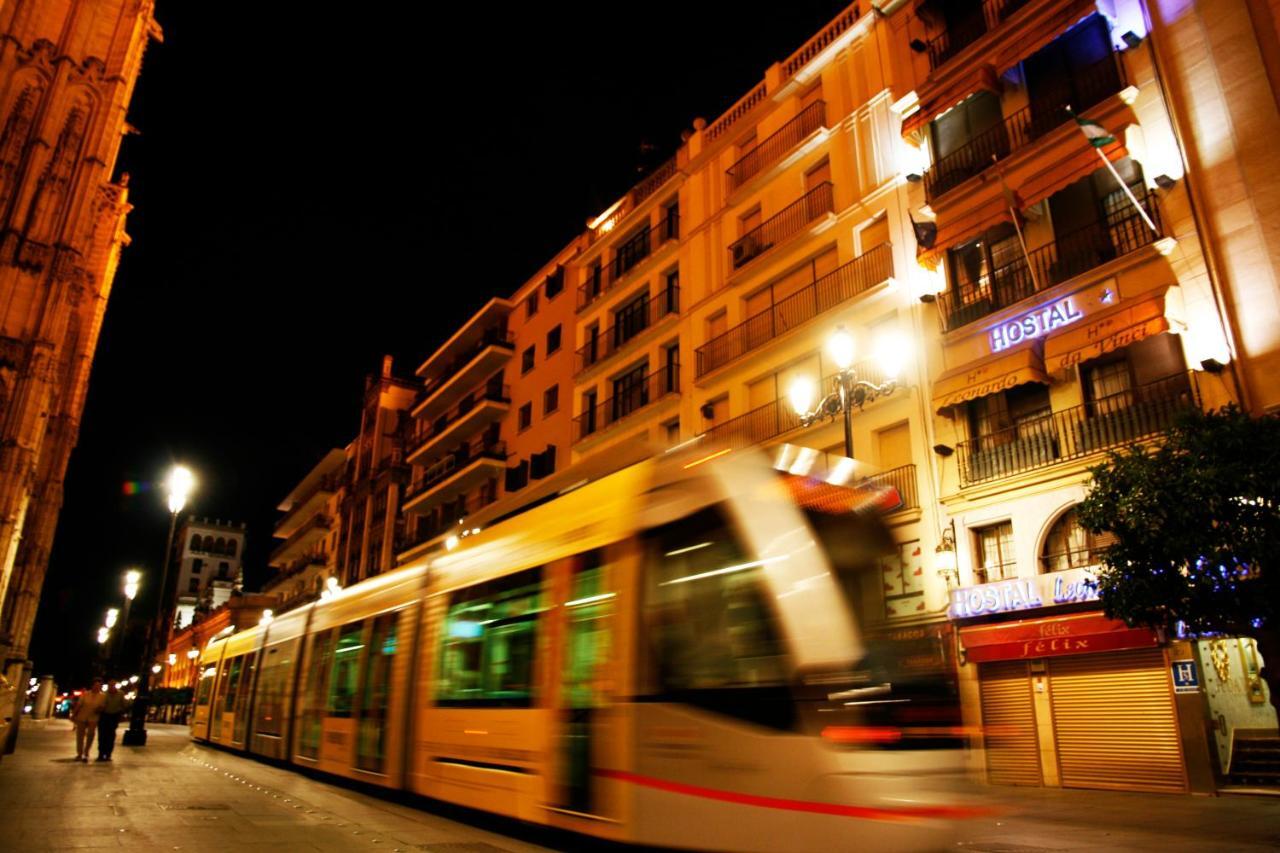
xmin=949 ymin=567 xmax=1101 ymax=619
xmin=990 ymin=297 xmax=1082 ymax=352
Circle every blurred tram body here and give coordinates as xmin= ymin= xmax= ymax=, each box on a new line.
xmin=190 ymin=449 xmax=972 ymax=851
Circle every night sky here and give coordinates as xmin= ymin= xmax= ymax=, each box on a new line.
xmin=30 ymin=3 xmax=852 ymax=686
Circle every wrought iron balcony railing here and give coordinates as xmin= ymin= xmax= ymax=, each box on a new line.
xmin=729 ymin=182 xmax=834 ymax=272
xmin=409 ymin=382 xmax=510 ymax=459
xmin=574 ymin=365 xmax=680 ymax=443
xmin=576 ymin=287 xmax=680 ymax=374
xmin=418 ymin=328 xmax=515 ymax=399
xmin=727 ymin=101 xmax=827 ymax=191
xmin=926 ymin=0 xmax=1032 ymax=71
xmin=924 ymin=53 xmax=1126 ymax=202
xmin=938 ymin=189 xmax=1161 ymax=332
xmin=698 ymin=242 xmax=892 ymax=377
xmin=956 ymin=373 xmax=1197 ymax=486
xmin=578 ymin=214 xmax=680 ymax=310
xmin=403 ymin=438 xmax=507 ymax=503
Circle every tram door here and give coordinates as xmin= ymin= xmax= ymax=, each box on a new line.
xmin=557 ymin=549 xmax=617 ymax=816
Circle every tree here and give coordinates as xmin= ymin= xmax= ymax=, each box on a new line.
xmin=1077 ymin=406 xmax=1279 ymax=714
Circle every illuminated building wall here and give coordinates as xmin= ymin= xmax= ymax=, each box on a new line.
xmin=264 ymin=448 xmax=346 ymax=613
xmin=170 ymin=517 xmax=246 ymax=632
xmin=0 ymin=1 xmax=160 ymax=723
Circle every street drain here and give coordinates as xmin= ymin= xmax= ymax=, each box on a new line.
xmin=418 ymin=844 xmax=511 ymax=852
xmin=157 ymin=802 xmax=232 ymax=811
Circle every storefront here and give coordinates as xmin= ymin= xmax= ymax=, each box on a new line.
xmin=950 ymin=569 xmax=1215 ymax=793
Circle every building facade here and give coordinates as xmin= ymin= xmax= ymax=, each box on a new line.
xmin=171 ymin=517 xmax=246 ymax=631
xmin=264 ymin=448 xmax=345 ymax=613
xmin=884 ymin=0 xmax=1278 ymax=792
xmin=0 ymin=1 xmax=158 ymax=741
xmin=160 ymin=592 xmax=274 ymax=690
xmin=397 ymin=243 xmax=580 ymax=562
xmin=335 ymin=356 xmax=415 ymax=585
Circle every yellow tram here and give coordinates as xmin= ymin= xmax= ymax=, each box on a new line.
xmin=192 ymin=448 xmax=974 ymax=851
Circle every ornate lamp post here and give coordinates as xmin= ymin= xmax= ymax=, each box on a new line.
xmin=123 ymin=465 xmax=195 ymax=747
xmin=787 ymin=325 xmax=906 ymax=458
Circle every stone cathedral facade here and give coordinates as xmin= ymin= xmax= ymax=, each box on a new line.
xmin=0 ymin=0 xmax=158 ymax=743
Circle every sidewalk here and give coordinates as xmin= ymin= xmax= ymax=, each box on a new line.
xmin=0 ymin=718 xmax=555 ymax=852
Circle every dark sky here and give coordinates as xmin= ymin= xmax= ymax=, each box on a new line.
xmin=30 ymin=2 xmax=852 ymax=685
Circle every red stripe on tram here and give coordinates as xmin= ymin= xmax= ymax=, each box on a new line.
xmin=596 ymin=768 xmax=995 ymax=822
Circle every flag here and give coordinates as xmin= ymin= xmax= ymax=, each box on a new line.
xmin=1071 ymin=110 xmax=1116 ymax=148
xmin=909 ymin=215 xmax=937 ymax=250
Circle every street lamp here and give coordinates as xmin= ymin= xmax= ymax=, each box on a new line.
xmin=124 ymin=464 xmax=196 ymax=747
xmin=788 ymin=325 xmax=907 ymax=458
xmin=113 ymin=568 xmax=141 ymax=674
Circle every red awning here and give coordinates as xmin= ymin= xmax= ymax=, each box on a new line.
xmin=959 ymin=612 xmax=1159 ymax=663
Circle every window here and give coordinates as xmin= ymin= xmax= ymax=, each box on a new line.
xmin=663 ymin=267 xmax=680 ymax=312
xmin=218 ymin=561 xmax=230 ymax=578
xmin=543 ymin=384 xmax=559 ymax=415
xmin=227 ymin=539 xmax=238 ymax=557
xmin=253 ymin=642 xmax=293 ymax=738
xmin=518 ymin=402 xmax=533 ymax=431
xmin=188 ymin=578 xmax=200 ymax=594
xmin=190 ymin=534 xmax=201 ymax=551
xmin=929 ymin=91 xmax=1005 ymax=189
xmin=663 ymin=199 xmax=680 ymax=240
xmin=437 ymin=568 xmax=543 ymax=707
xmin=581 ymin=389 xmax=598 ymax=436
xmin=614 ymin=292 xmax=650 ymax=347
xmin=969 ymin=384 xmax=1051 ymax=441
xmin=860 ymin=214 xmax=890 ymax=254
xmin=642 ymin=507 xmax=789 ymax=719
xmin=545 ymin=266 xmax=564 ymax=299
xmin=706 ymin=310 xmax=728 ymax=342
xmin=663 ymin=419 xmax=681 ymax=446
xmin=546 ymin=325 xmax=561 ymax=354
xmin=804 ymin=157 xmax=831 ymax=191
xmin=356 ymin=612 xmax=399 ymax=772
xmin=232 ymin=654 xmax=255 ymax=743
xmin=1041 ymin=507 xmax=1115 ymax=573
xmin=326 ymin=621 xmax=364 ymax=718
xmin=1023 ymin=15 xmax=1116 ymax=136
xmin=298 ymin=630 xmax=336 ymax=758
xmin=526 ymin=291 xmax=539 ymax=318
xmin=612 ymin=363 xmax=649 ymax=420
xmin=521 ymin=345 xmax=535 ymax=374
xmin=739 ymin=207 xmax=762 ymax=237
xmin=191 ymin=558 xmax=203 ymax=575
xmin=974 ymin=522 xmax=1016 ymax=582
xmin=530 ymin=444 xmax=556 ymax=479
xmin=880 ymin=540 xmax=926 ymax=618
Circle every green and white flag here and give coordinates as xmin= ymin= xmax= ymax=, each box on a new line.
xmin=1072 ymin=111 xmax=1115 ymax=147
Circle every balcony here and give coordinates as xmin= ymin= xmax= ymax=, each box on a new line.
xmin=729 ymin=182 xmax=834 ymax=272
xmin=924 ymin=54 xmax=1126 ymax=203
xmin=574 ymin=365 xmax=680 ymax=443
xmin=704 ymin=358 xmax=895 ymax=449
xmin=698 ymin=243 xmax=892 ymax=377
xmin=273 ymin=477 xmax=337 ymax=540
xmin=577 ymin=215 xmax=680 ymax=311
xmin=412 ymin=328 xmax=515 ymax=421
xmin=401 ymin=438 xmax=507 ymax=514
xmin=269 ymin=513 xmax=332 ymax=567
xmin=938 ymin=189 xmax=1161 ymax=332
xmin=956 ymin=373 xmax=1197 ymax=486
xmin=727 ymin=101 xmax=827 ymax=192
xmin=576 ymin=287 xmax=680 ymax=374
xmin=864 ymin=464 xmax=920 ymax=513
xmin=398 ymin=491 xmax=495 ymax=555
xmin=406 ymin=382 xmax=510 ymax=464
xmin=925 ymin=0 xmax=1032 ymax=71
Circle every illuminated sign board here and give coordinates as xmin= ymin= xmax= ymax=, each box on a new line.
xmin=990 ymin=297 xmax=1083 ymax=352
xmin=948 ymin=567 xmax=1100 ymax=619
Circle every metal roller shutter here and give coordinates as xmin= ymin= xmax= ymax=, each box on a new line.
xmin=1048 ymin=649 xmax=1187 ymax=793
xmin=979 ymin=661 xmax=1042 ymax=786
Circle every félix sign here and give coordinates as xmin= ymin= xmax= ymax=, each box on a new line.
xmin=949 ymin=567 xmax=1100 ymax=619
xmin=990 ymin=297 xmax=1083 ymax=352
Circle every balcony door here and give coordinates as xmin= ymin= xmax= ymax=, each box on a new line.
xmin=931 ymin=91 xmax=1005 ymax=191
xmin=1024 ymin=15 xmax=1114 ymax=138
xmin=612 ymin=363 xmax=648 ymax=421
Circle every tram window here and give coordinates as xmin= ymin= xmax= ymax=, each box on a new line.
xmin=254 ymin=644 xmax=290 ymax=738
xmin=327 ymin=621 xmax=365 ymax=718
xmin=299 ymin=630 xmax=336 ymax=758
xmin=196 ymin=666 xmax=216 ymax=706
xmin=564 ymin=551 xmax=612 ymax=709
xmin=643 ymin=508 xmax=788 ymax=693
xmin=356 ymin=612 xmax=399 ymax=772
xmin=437 ymin=568 xmax=543 ymax=707
xmin=232 ymin=654 xmax=256 ymax=742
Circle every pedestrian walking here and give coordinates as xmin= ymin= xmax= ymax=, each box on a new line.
xmin=70 ymin=679 xmax=105 ymax=762
xmin=96 ymin=682 xmax=130 ymax=761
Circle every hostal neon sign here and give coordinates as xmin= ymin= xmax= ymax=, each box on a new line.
xmin=990 ymin=297 xmax=1082 ymax=352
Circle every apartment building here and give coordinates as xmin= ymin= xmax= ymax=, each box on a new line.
xmin=264 ymin=448 xmax=345 ymax=613
xmin=887 ymin=0 xmax=1277 ymax=793
xmin=568 ymin=6 xmax=953 ymax=624
xmin=336 ymin=357 xmax=417 ymax=585
xmin=397 ymin=243 xmax=580 ymax=562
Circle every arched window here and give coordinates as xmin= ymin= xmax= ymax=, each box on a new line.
xmin=1041 ymin=507 xmax=1115 ymax=573
xmin=203 ymin=536 xmax=215 ymax=552
xmin=190 ymin=534 xmax=201 ymax=551
xmin=227 ymin=539 xmax=238 ymax=557
xmin=215 ymin=537 xmax=226 ymax=555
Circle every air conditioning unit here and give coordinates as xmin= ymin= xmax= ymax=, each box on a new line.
xmin=732 ymin=237 xmax=759 ymax=267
